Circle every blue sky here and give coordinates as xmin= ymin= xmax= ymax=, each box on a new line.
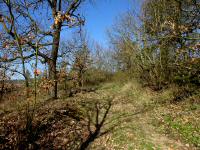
xmin=60 ymin=0 xmax=142 ymax=48
xmin=82 ymin=0 xmax=142 ymax=47
xmin=61 ymin=0 xmax=143 ymax=47
xmin=82 ymin=0 xmax=132 ymax=46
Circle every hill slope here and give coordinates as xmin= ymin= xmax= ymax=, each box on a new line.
xmin=0 ymin=81 xmax=199 ymax=149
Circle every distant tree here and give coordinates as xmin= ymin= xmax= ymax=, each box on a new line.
xmin=93 ymin=42 xmax=116 ymax=73
xmin=108 ymin=12 xmax=141 ymax=75
xmin=71 ymin=32 xmax=91 ymax=88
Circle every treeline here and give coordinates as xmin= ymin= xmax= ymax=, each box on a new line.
xmin=109 ymin=0 xmax=200 ymax=91
xmin=0 ymin=0 xmax=199 ymax=100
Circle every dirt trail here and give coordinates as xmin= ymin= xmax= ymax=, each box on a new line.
xmin=134 ymin=111 xmax=187 ymax=150
xmin=89 ymin=83 xmax=191 ymax=150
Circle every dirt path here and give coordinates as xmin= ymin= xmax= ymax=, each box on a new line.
xmin=1 ymin=82 xmax=198 ymax=149
xmin=88 ymin=82 xmax=191 ymax=150
xmin=133 ymin=111 xmax=187 ymax=150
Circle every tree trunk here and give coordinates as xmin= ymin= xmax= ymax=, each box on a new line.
xmin=0 ymin=73 xmax=5 ymax=101
xmin=24 ymin=75 xmax=29 ymax=97
xmin=48 ymin=24 xmax=62 ymax=99
xmin=21 ymin=51 xmax=29 ymax=98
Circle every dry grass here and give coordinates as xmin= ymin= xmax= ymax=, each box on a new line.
xmin=0 ymin=81 xmax=199 ymax=149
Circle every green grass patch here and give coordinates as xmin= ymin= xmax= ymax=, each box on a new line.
xmin=141 ymin=140 xmax=161 ymax=150
xmin=163 ymin=115 xmax=200 ymax=147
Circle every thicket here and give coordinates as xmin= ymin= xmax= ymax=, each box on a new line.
xmin=108 ymin=0 xmax=200 ymax=93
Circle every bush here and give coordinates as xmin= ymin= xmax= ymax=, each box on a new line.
xmin=112 ymin=71 xmax=132 ymax=83
xmin=83 ymin=68 xmax=113 ymax=86
xmin=171 ymin=85 xmax=197 ymax=102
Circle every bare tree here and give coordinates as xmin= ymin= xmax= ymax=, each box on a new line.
xmin=0 ymin=0 xmax=86 ymax=98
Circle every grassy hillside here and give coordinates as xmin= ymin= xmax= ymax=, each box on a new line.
xmin=0 ymin=81 xmax=199 ymax=149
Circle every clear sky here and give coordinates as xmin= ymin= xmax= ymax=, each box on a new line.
xmin=82 ymin=0 xmax=132 ymax=46
xmin=82 ymin=0 xmax=142 ymax=47
xmin=60 ymin=0 xmax=142 ymax=48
